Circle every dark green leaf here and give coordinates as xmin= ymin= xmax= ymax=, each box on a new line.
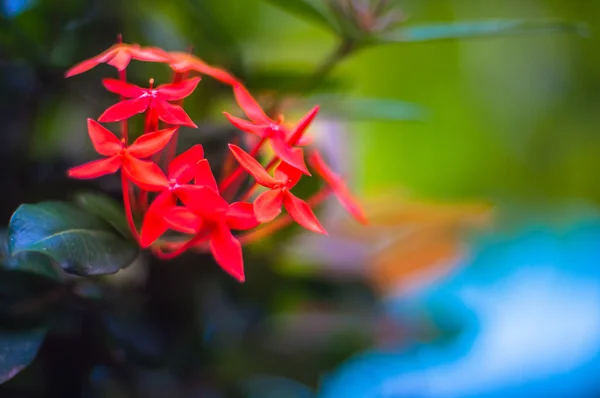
xmin=312 ymin=95 xmax=426 ymax=121
xmin=381 ymin=20 xmax=589 ymax=44
xmin=73 ymin=192 xmax=131 ymax=239
xmin=0 ymin=327 xmax=46 ymax=384
xmin=0 ymin=230 xmax=62 ymax=281
xmin=8 ymin=201 xmax=139 ymax=276
xmin=263 ymin=0 xmax=340 ymax=33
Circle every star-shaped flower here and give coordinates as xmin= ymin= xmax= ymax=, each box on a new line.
xmin=228 ymin=144 xmax=327 ymax=235
xmin=138 ymin=145 xmax=207 ymax=247
xmin=223 ymin=84 xmax=319 ymax=175
xmin=98 ymin=77 xmax=201 ymax=127
xmin=67 ymin=119 xmax=177 ymax=186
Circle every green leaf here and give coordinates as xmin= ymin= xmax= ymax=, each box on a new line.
xmin=8 ymin=201 xmax=139 ymax=276
xmin=263 ymin=0 xmax=340 ymax=33
xmin=0 ymin=231 xmax=62 ymax=281
xmin=0 ymin=327 xmax=46 ymax=384
xmin=311 ymin=95 xmax=426 ymax=122
xmin=381 ymin=20 xmax=589 ymax=44
xmin=73 ymin=192 xmax=131 ymax=239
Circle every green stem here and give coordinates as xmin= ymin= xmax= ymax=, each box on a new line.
xmin=305 ymin=38 xmax=356 ymax=93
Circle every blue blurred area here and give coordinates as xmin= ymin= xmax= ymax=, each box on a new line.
xmin=320 ymin=205 xmax=600 ymax=398
xmin=2 ymin=0 xmax=35 ymax=17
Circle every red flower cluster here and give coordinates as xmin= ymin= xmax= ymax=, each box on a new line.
xmin=66 ymin=38 xmax=367 ymax=282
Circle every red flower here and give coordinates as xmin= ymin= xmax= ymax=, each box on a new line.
xmin=168 ymin=52 xmax=238 ymax=85
xmin=223 ymin=84 xmax=319 ymax=175
xmin=98 ymin=77 xmax=201 ymax=127
xmin=308 ymin=150 xmax=368 ymax=225
xmin=65 ymin=43 xmax=171 ymax=78
xmin=138 ymin=145 xmax=207 ymax=247
xmin=164 ymin=186 xmax=259 ymax=282
xmin=67 ymin=119 xmax=177 ymax=185
xmin=228 ymin=144 xmax=327 ymax=235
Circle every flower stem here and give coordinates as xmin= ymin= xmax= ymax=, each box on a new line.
xmin=152 ymin=229 xmax=210 ymax=260
xmin=163 ymin=129 xmax=179 ymax=168
xmin=119 ymin=70 xmax=128 ymax=142
xmin=162 ymin=71 xmax=188 ymax=169
xmin=218 ymin=137 xmax=267 ymax=194
xmin=121 ymin=171 xmax=140 ymax=242
xmin=305 ymin=39 xmax=355 ymax=93
xmin=238 ymin=153 xmax=281 ymax=202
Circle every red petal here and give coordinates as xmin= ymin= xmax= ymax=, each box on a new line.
xmin=228 ymin=144 xmax=278 ymax=188
xmin=331 ymin=182 xmax=368 ymax=225
xmin=223 ymin=112 xmax=267 ymax=137
xmin=167 ymin=52 xmax=203 ymax=73
xmin=127 ymin=127 xmax=178 ymax=158
xmin=67 ymin=155 xmax=122 ymax=179
xmin=168 ymin=52 xmax=238 ymax=85
xmin=271 ymin=137 xmax=310 ymax=176
xmin=140 ymin=191 xmax=176 ymax=248
xmin=308 ymin=150 xmax=368 ymax=224
xmin=154 ymin=100 xmax=197 ymax=128
xmin=294 ymin=134 xmax=314 ymax=147
xmin=168 ymin=144 xmax=205 ymax=184
xmin=102 ymin=78 xmax=146 ymax=98
xmin=86 ymin=119 xmax=122 ymax=156
xmin=129 ymin=46 xmax=172 ymax=63
xmin=156 ymin=77 xmax=201 ymax=101
xmin=254 ymin=189 xmax=283 ymax=223
xmin=200 ymin=65 xmax=238 ymax=85
xmin=98 ymin=97 xmax=150 ymax=122
xmin=283 ymin=192 xmax=327 ymax=235
xmin=65 ymin=56 xmax=103 ymax=78
xmin=177 ymin=186 xmax=228 ymax=219
xmin=274 ymin=155 xmax=303 ymax=188
xmin=209 ymin=224 xmax=245 ymax=282
xmin=232 ymin=83 xmax=270 ymax=123
xmin=308 ymin=150 xmax=337 ymax=184
xmin=122 ymin=156 xmax=169 ymax=191
xmin=106 ymin=50 xmax=132 ymax=71
xmin=226 ymin=202 xmax=260 ymax=230
xmin=163 ymin=206 xmax=202 ymax=234
xmin=286 ymin=105 xmax=319 ymax=146
xmin=64 ymin=45 xmax=119 ymax=77
xmin=169 ymin=61 xmax=191 ymax=74
xmin=193 ymin=159 xmax=218 ymax=193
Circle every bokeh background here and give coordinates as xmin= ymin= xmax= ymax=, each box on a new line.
xmin=2 ymin=0 xmax=600 ymax=397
